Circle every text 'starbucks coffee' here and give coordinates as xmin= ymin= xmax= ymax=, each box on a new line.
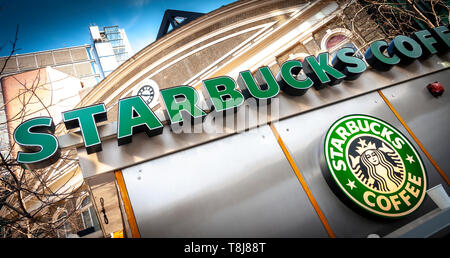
xmin=323 ymin=115 xmax=427 ymax=218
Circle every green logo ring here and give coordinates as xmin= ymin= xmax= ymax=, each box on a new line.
xmin=323 ymin=114 xmax=427 ymax=218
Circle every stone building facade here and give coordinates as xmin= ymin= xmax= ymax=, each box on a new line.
xmin=78 ymin=0 xmax=389 ymax=121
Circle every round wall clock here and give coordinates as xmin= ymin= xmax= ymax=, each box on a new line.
xmin=137 ymin=85 xmax=155 ymax=106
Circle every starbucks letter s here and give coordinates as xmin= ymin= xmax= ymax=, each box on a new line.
xmin=14 ymin=117 xmax=61 ymax=170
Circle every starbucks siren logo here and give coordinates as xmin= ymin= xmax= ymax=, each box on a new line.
xmin=323 ymin=114 xmax=427 ymax=218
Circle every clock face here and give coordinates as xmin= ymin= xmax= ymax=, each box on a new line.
xmin=137 ymin=85 xmax=155 ymax=105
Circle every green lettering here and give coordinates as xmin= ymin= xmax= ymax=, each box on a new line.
xmin=387 ymin=35 xmax=422 ymax=65
xmin=332 ymin=47 xmax=366 ymax=80
xmin=364 ymin=40 xmax=400 ymax=71
xmin=303 ymin=53 xmax=346 ymax=89
xmin=237 ymin=67 xmax=280 ymax=103
xmin=413 ymin=29 xmax=438 ymax=58
xmin=14 ymin=117 xmax=60 ymax=169
xmin=62 ymin=104 xmax=107 ymax=154
xmin=276 ymin=60 xmax=313 ymax=95
xmin=202 ymin=76 xmax=244 ymax=112
xmin=431 ymin=25 xmax=450 ymax=52
xmin=117 ymin=96 xmax=163 ymax=145
xmin=160 ymin=86 xmax=206 ymax=125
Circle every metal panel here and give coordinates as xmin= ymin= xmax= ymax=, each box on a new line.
xmin=272 ymin=90 xmax=448 ymax=237
xmin=77 ymin=100 xmax=263 ymax=178
xmin=384 ymin=208 xmax=450 ymax=238
xmin=53 ymin=50 xmax=72 ymax=64
xmin=18 ymin=55 xmax=37 ymax=70
xmin=70 ymin=48 xmax=89 ymax=62
xmin=36 ymin=53 xmax=55 ymax=66
xmin=121 ymin=125 xmax=328 ymax=237
xmin=380 ymin=69 xmax=450 ymax=179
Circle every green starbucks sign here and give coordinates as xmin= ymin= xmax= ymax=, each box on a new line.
xmin=13 ymin=26 xmax=449 ymax=170
xmin=323 ymin=114 xmax=427 ymax=218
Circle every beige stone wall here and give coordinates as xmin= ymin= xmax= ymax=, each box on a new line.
xmin=95 ymin=0 xmax=309 ymax=111
xmin=274 ymin=1 xmax=387 ymax=69
xmin=85 ymin=0 xmax=391 ymax=116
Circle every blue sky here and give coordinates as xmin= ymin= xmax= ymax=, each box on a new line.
xmin=0 ymin=0 xmax=236 ymax=57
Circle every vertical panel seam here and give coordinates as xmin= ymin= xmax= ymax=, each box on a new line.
xmin=378 ymin=90 xmax=449 ymax=186
xmin=268 ymin=122 xmax=336 ymax=238
xmin=115 ymin=170 xmax=141 ymax=238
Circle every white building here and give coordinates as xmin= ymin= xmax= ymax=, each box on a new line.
xmin=89 ymin=25 xmax=134 ymax=78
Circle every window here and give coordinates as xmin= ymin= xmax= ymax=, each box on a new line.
xmin=320 ymin=28 xmax=363 ymax=60
xmin=56 ymin=211 xmax=72 ymax=238
xmin=110 ymin=39 xmax=124 ymax=48
xmin=326 ymin=34 xmax=348 ymax=50
xmin=330 ymin=41 xmax=362 ymax=60
xmin=104 ymin=26 xmax=119 ymax=34
xmin=113 ymin=47 xmax=126 ymax=55
xmin=115 ymin=52 xmax=129 ymax=63
xmin=106 ymin=33 xmax=121 ymax=41
xmin=80 ymin=196 xmax=101 ymax=231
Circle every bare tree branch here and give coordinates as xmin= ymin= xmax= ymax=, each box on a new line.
xmin=0 ymin=26 xmax=92 ymax=238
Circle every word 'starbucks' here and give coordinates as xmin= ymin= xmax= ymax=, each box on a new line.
xmin=12 ymin=26 xmax=450 ymax=169
xmin=323 ymin=115 xmax=427 ymax=218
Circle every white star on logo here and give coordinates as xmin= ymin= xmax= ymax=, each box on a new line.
xmin=346 ymin=179 xmax=356 ymax=190
xmin=357 ymin=138 xmax=367 ymax=147
xmin=406 ymin=154 xmax=415 ymax=164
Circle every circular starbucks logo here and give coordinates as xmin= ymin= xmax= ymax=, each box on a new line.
xmin=323 ymin=114 xmax=427 ymax=218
